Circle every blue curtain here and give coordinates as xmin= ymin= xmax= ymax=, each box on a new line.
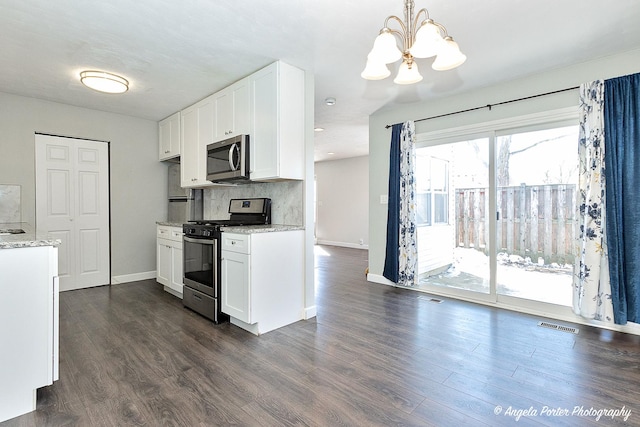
xmin=383 ymin=124 xmax=402 ymax=283
xmin=604 ymin=73 xmax=640 ymax=324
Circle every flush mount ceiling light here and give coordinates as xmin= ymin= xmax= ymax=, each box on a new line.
xmin=80 ymin=70 xmax=129 ymax=94
xmin=325 ymin=97 xmax=336 ymax=106
xmin=362 ymin=0 xmax=466 ymax=84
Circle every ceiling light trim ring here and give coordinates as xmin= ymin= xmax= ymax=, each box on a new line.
xmin=80 ymin=70 xmax=129 ymax=94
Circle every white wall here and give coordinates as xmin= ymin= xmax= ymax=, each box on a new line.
xmin=0 ymin=91 xmax=167 ymax=280
xmin=368 ymin=48 xmax=640 ymax=278
xmin=315 ymin=155 xmax=369 ymax=248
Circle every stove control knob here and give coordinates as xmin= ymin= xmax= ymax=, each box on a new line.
xmin=203 ymin=230 xmax=210 ymax=237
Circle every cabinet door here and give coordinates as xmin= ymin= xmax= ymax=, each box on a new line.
xmin=170 ymin=244 xmax=183 ymax=294
xmin=156 ymin=240 xmax=171 ymax=286
xmin=159 ymin=112 xmax=180 ymax=161
xmin=249 ymin=64 xmax=279 ymax=180
xmin=214 ymin=78 xmax=250 ymax=142
xmin=180 ymin=105 xmax=199 ymax=187
xmin=231 ymin=78 xmax=250 ymax=136
xmin=214 ymin=90 xmax=232 ymax=141
xmin=181 ymin=98 xmax=214 ymax=187
xmin=221 ymin=250 xmax=251 ymax=323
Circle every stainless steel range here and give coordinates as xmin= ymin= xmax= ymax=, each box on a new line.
xmin=182 ymin=198 xmax=271 ymax=323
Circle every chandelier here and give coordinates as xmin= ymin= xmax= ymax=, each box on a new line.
xmin=361 ymin=0 xmax=466 ymax=84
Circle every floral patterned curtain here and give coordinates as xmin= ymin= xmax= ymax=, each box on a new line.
xmin=573 ymin=80 xmax=614 ymax=322
xmin=398 ymin=121 xmax=417 ymax=286
xmin=383 ymin=121 xmax=417 ymax=286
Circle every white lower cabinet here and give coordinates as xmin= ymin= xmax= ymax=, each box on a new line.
xmin=221 ymin=248 xmax=250 ymax=322
xmin=156 ymin=225 xmax=183 ymax=297
xmin=221 ymin=230 xmax=304 ymax=335
xmin=0 ymin=245 xmax=58 ymax=422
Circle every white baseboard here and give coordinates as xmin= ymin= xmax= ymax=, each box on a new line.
xmin=111 ymin=271 xmax=156 ymax=285
xmin=316 ymin=240 xmax=369 ymax=250
xmin=367 ymin=273 xmax=640 ymax=336
xmin=367 ymin=273 xmax=396 ymax=286
xmin=304 ymin=305 xmax=317 ymax=319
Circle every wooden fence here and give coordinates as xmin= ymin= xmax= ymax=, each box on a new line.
xmin=455 ymin=184 xmax=576 ymax=264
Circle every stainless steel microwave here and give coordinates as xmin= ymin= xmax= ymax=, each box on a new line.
xmin=206 ymin=135 xmax=249 ymax=183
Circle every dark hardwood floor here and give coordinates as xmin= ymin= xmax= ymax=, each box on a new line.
xmin=4 ymin=245 xmax=640 ymax=426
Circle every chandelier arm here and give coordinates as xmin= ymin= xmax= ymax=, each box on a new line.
xmin=384 ymin=15 xmax=408 ymax=36
xmin=384 ymin=15 xmax=409 ymax=52
xmin=412 ymin=8 xmax=430 ymax=37
xmin=431 ymin=21 xmax=449 ymax=37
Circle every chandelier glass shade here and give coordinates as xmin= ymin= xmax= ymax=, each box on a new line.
xmin=362 ymin=0 xmax=466 ymax=84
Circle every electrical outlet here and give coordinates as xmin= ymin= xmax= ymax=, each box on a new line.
xmin=359 ymin=238 xmax=364 ymax=245
xmin=380 ymin=195 xmax=388 ymax=205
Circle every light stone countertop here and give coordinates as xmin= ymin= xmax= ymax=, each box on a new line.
xmin=0 ymin=222 xmax=62 ymax=249
xmin=156 ymin=221 xmax=303 ymax=234
xmin=156 ymin=221 xmax=185 ymax=228
xmin=220 ymin=224 xmax=304 ymax=234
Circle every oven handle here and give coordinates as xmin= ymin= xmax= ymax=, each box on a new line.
xmin=184 ymin=236 xmax=216 ymax=245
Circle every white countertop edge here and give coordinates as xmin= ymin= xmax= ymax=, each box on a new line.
xmin=156 ymin=221 xmax=185 ymax=228
xmin=220 ymin=225 xmax=305 ymax=234
xmin=0 ymin=222 xmax=61 ymax=249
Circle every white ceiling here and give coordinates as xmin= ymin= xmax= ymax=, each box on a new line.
xmin=1 ymin=1 xmax=640 ymax=162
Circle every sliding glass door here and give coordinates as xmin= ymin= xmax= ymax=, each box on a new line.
xmin=416 ymin=122 xmax=579 ymax=310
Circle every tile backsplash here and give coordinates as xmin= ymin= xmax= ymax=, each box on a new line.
xmin=204 ymin=181 xmax=303 ymax=226
xmin=0 ymin=184 xmax=21 ymax=223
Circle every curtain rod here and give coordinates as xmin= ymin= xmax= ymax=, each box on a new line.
xmin=384 ymin=86 xmax=580 ymax=129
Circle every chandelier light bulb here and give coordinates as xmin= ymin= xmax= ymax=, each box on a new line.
xmin=394 ymin=60 xmax=423 ymax=85
xmin=432 ymin=36 xmax=467 ymax=71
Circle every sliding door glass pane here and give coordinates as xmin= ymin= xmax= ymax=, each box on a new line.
xmin=496 ymin=125 xmax=578 ymax=306
xmin=416 ymin=138 xmax=490 ymax=295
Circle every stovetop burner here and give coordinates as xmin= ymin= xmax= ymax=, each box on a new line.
xmin=189 ymin=219 xmax=251 ymax=226
xmin=184 ymin=197 xmax=271 ymax=237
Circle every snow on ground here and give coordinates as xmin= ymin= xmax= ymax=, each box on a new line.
xmin=419 ymin=247 xmax=572 ymax=306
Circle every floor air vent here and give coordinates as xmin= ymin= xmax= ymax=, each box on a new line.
xmin=418 ymin=296 xmax=443 ymax=304
xmin=538 ymin=321 xmax=579 ymax=334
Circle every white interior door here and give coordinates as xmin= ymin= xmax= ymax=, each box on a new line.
xmin=35 ymin=134 xmax=110 ymax=291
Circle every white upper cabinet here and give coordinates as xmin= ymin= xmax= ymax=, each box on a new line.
xmin=159 ymin=111 xmax=181 ymax=161
xmin=249 ymin=61 xmax=305 ymax=181
xmin=180 ymin=96 xmax=214 ymax=188
xmin=214 ymin=77 xmax=250 ymax=142
xmin=170 ymin=60 xmax=306 ymax=186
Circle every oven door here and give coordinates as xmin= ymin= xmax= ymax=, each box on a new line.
xmin=183 ymin=236 xmax=217 ymax=297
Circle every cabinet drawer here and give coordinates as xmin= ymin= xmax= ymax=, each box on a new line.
xmin=157 ymin=225 xmax=171 ymax=239
xmin=222 ymin=233 xmax=250 ymax=254
xmin=157 ymin=225 xmax=183 ymax=243
xmin=170 ymin=228 xmax=183 ymax=242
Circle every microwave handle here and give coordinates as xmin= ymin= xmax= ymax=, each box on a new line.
xmin=228 ymin=144 xmax=240 ymax=171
